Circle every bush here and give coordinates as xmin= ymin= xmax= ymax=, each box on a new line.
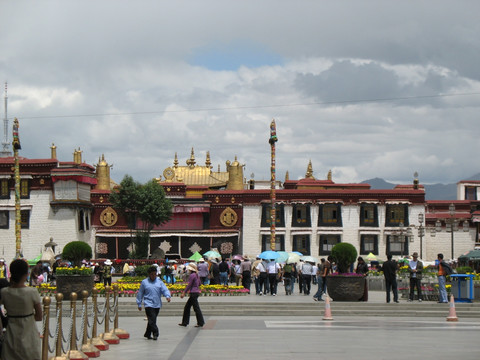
xmin=331 ymin=242 xmax=357 ymax=274
xmin=135 ymin=265 xmax=152 ymax=277
xmin=455 ymin=266 xmax=473 ymax=274
xmin=62 ymin=241 xmax=92 ymax=267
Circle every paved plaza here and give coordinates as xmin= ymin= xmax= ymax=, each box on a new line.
xmin=93 ymin=290 xmax=480 ymax=360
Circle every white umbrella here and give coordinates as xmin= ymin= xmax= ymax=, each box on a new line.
xmin=301 ymin=255 xmax=318 ymax=264
xmin=287 ymin=253 xmax=301 ymax=264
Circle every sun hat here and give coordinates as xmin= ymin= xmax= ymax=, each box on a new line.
xmin=412 ymin=252 xmax=419 ymax=257
xmin=104 ymin=259 xmax=112 ymax=265
xmin=198 ymin=258 xmax=205 ymax=262
xmin=186 ymin=263 xmax=198 ymax=272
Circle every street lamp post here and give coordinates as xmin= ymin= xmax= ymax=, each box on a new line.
xmin=418 ymin=213 xmax=425 ymax=259
xmin=397 ymin=222 xmax=412 ymax=257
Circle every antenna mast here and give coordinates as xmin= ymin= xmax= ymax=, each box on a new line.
xmin=0 ymin=82 xmax=11 ymax=157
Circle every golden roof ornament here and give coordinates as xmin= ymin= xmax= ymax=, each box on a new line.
xmin=327 ymin=169 xmax=332 ymax=181
xmin=186 ymin=147 xmax=196 ymax=168
xmin=50 ymin=143 xmax=57 ymax=159
xmin=206 ymin=151 xmax=212 ymax=169
xmin=305 ymin=160 xmax=315 ymax=179
xmin=174 ymin=152 xmax=179 ymax=169
xmin=285 ymin=171 xmax=289 ymax=181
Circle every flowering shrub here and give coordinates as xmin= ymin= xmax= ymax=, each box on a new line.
xmin=39 ymin=281 xmax=248 ymax=296
xmin=56 ymin=266 xmax=93 ymax=275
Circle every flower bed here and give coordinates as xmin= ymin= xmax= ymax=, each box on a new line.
xmin=38 ymin=280 xmax=249 ymax=297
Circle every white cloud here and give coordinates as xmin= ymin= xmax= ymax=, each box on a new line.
xmin=1 ymin=0 xmax=480 ymax=187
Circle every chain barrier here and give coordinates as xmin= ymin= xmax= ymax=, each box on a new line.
xmin=40 ymin=287 xmax=122 ymax=360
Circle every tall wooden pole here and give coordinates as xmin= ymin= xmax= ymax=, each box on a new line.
xmin=12 ymin=118 xmax=21 ymax=258
xmin=269 ymin=119 xmax=278 ymax=251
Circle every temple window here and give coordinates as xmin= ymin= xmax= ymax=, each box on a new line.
xmin=360 ymin=204 xmax=378 ymax=227
xmin=385 ymin=204 xmax=409 ymax=226
xmin=292 ymin=204 xmax=311 ymax=227
xmin=20 ymin=210 xmax=30 ymax=229
xmin=261 ymin=203 xmax=285 ymax=228
xmin=386 ymin=234 xmax=408 ymax=256
xmin=292 ymin=234 xmax=310 ymax=255
xmin=0 ymin=211 xmax=9 ymax=229
xmin=319 ymin=234 xmax=341 ymax=255
xmin=318 ymin=204 xmax=342 ymax=227
xmin=261 ymin=234 xmax=285 ymax=252
xmin=360 ymin=234 xmax=378 ymax=255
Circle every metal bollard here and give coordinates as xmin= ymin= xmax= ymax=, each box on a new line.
xmin=80 ymin=290 xmax=100 ymax=357
xmin=49 ymin=293 xmax=67 ymax=360
xmin=111 ymin=284 xmax=129 ymax=339
xmin=100 ymin=286 xmax=120 ymax=344
xmin=89 ymin=287 xmax=109 ymax=351
xmin=65 ymin=292 xmax=88 ymax=360
xmin=42 ymin=296 xmax=51 ymax=360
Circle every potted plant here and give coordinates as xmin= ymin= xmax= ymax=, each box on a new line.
xmin=56 ymin=241 xmax=94 ymax=300
xmin=326 ymin=242 xmax=366 ymax=301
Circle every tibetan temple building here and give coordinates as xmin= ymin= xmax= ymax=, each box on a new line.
xmin=0 ymin=146 xmax=479 ymax=263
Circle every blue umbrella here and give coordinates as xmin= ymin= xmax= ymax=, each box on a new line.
xmin=292 ymin=251 xmax=303 ymax=256
xmin=258 ymin=250 xmax=279 ymax=260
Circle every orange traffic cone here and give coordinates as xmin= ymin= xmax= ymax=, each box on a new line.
xmin=446 ymin=294 xmax=458 ymax=322
xmin=322 ymin=296 xmax=333 ymax=321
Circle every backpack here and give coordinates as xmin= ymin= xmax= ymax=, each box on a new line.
xmin=443 ymin=262 xmax=453 ymax=276
xmin=283 ymin=264 xmax=292 ymax=274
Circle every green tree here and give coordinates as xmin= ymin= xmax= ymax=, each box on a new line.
xmin=109 ymin=175 xmax=173 ymax=258
xmin=331 ymin=242 xmax=358 ymax=274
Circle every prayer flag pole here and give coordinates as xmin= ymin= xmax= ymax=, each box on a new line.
xmin=269 ymin=119 xmax=278 ymax=251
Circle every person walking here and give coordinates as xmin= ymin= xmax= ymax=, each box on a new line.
xmin=355 ymin=256 xmax=369 ymax=301
xmin=437 ymin=253 xmax=452 ymax=303
xmin=408 ymin=252 xmax=423 ymax=302
xmin=197 ymin=258 xmax=209 ymax=285
xmin=103 ymin=259 xmax=113 ymax=287
xmin=301 ymin=261 xmax=314 ymax=295
xmin=381 ymin=254 xmax=399 ymax=303
xmin=179 ymin=263 xmax=205 ymax=328
xmin=240 ymin=256 xmax=252 ymax=293
xmin=267 ymin=259 xmax=281 ymax=296
xmin=0 ymin=259 xmax=43 ymax=360
xmin=136 ymin=266 xmax=171 ymax=340
xmin=256 ymin=259 xmax=268 ymax=295
xmin=313 ymin=259 xmax=325 ymax=301
xmin=251 ymin=257 xmax=262 ymax=295
xmin=218 ymin=258 xmax=229 ymax=286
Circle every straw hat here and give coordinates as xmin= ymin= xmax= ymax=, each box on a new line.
xmin=104 ymin=259 xmax=112 ymax=265
xmin=186 ymin=263 xmax=198 ymax=272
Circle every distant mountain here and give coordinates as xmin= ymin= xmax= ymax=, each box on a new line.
xmin=361 ymin=177 xmax=457 ymax=200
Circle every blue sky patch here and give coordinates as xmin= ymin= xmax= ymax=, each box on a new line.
xmin=189 ymin=40 xmax=284 ymax=71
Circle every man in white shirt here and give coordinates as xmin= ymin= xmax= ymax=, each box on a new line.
xmin=266 ymin=260 xmax=281 ymax=296
xmin=408 ymin=252 xmax=423 ymax=302
xmin=301 ymin=261 xmax=314 ymax=295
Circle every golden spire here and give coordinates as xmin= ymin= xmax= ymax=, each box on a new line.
xmin=186 ymin=147 xmax=196 ymax=168
xmin=73 ymin=148 xmax=83 ymax=164
xmin=95 ymin=154 xmax=112 ymax=190
xmin=174 ymin=152 xmax=179 ymax=169
xmin=50 ymin=143 xmax=57 ymax=159
xmin=206 ymin=151 xmax=212 ymax=169
xmin=305 ymin=160 xmax=314 ymax=179
xmin=285 ymin=171 xmax=289 ymax=181
xmin=327 ymin=169 xmax=332 ymax=181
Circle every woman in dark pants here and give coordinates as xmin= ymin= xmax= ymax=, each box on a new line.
xmin=178 ymin=263 xmax=205 ymax=328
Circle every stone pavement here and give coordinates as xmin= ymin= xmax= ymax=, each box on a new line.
xmin=92 ymin=290 xmax=480 ymax=360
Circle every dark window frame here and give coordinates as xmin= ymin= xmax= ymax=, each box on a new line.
xmin=360 ymin=234 xmax=379 ymax=255
xmin=20 ymin=179 xmax=30 ymax=199
xmin=292 ymin=204 xmax=311 ymax=227
xmin=318 ymin=203 xmax=342 ymax=227
xmin=20 ymin=210 xmax=30 ymax=229
xmin=386 ymin=234 xmax=409 ymax=256
xmin=261 ymin=203 xmax=285 ymax=228
xmin=360 ymin=204 xmax=379 ymax=227
xmin=319 ymin=234 xmax=341 ymax=255
xmin=385 ymin=204 xmax=409 ymax=227
xmin=0 ymin=179 xmax=10 ymax=199
xmin=261 ymin=234 xmax=285 ymax=252
xmin=0 ymin=210 xmax=9 ymax=229
xmin=292 ymin=234 xmax=311 ymax=255
xmin=465 ymin=186 xmax=477 ymax=200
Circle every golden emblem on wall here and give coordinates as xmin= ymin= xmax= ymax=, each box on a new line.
xmin=220 ymin=207 xmax=238 ymax=227
xmin=100 ymin=207 xmax=118 ymax=227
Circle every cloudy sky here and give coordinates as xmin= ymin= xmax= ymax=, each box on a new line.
xmin=1 ymin=1 xmax=480 ymax=186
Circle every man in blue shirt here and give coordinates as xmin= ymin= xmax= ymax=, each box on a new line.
xmin=136 ymin=266 xmax=171 ymax=340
